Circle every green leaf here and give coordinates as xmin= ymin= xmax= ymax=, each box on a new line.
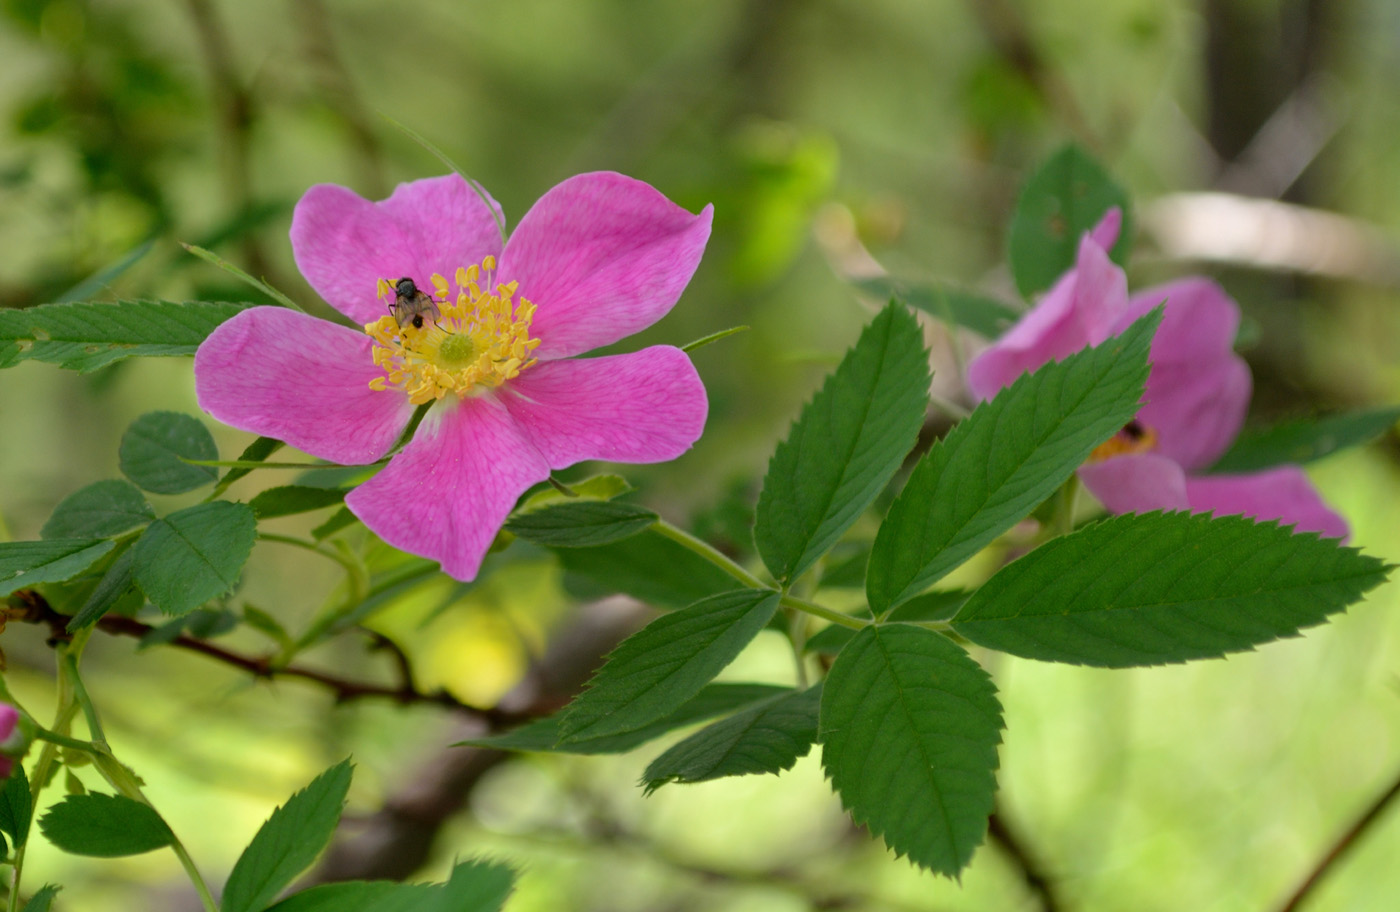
xmin=0 ymin=539 xmax=116 ymax=598
xmin=218 ymin=436 xmax=284 ymax=491
xmin=119 ymin=411 xmax=219 ymax=494
xmin=519 ymin=473 xmax=633 ymax=512
xmin=221 ymin=759 xmax=353 ymax=912
xmin=820 ymin=625 xmax=1003 ymax=875
xmin=643 ymin=684 xmax=822 ymax=791
xmin=854 ymin=277 xmax=1021 ymax=338
xmin=458 ymin=683 xmax=791 ymax=754
xmin=132 ymin=502 xmax=257 ymax=615
xmin=559 ymin=590 xmax=781 ymax=743
xmin=806 ymin=589 xmax=970 ymax=655
xmin=952 ymin=511 xmax=1391 ymax=667
xmin=19 ymin=885 xmax=60 ymax=912
xmin=755 ymin=302 xmax=930 ymax=584
xmin=138 ymin=607 xmax=237 ymax=648
xmin=249 ymin=486 xmax=347 ymax=519
xmin=38 ymin=793 xmax=175 ymax=857
xmin=1208 ymin=406 xmax=1400 ymax=474
xmin=40 ymin=480 xmax=154 ymax=540
xmin=506 ymin=501 xmax=658 ymax=547
xmin=312 ymin=507 xmax=359 ymax=541
xmin=67 ymin=547 xmax=138 ymax=632
xmin=0 ymin=764 xmax=33 ymax=849
xmin=263 ymin=859 xmax=515 ymax=912
xmin=1008 ymin=144 xmax=1132 ymax=298
xmin=0 ymin=299 xmax=252 ymax=372
xmin=866 ymin=309 xmax=1159 ymax=614
xmin=555 ymin=528 xmax=738 ymax=609
xmin=243 ymin=605 xmax=294 ymax=650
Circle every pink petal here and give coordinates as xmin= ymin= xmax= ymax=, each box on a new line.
xmin=498 ymin=172 xmax=713 ymax=359
xmin=346 ymin=396 xmax=551 ymax=581
xmin=1184 ymin=466 xmax=1348 ymax=540
xmin=1088 ymin=207 xmax=1122 ymax=251
xmin=291 ymin=175 xmax=505 ymax=325
xmin=195 ymin=308 xmax=413 ymax=464
xmin=498 ymin=345 xmax=707 ymax=469
xmin=1120 ymin=279 xmax=1251 ymax=469
xmin=1078 ymin=452 xmax=1190 ymax=514
xmin=0 ymin=704 xmax=17 ymax=741
xmin=967 ymin=232 xmax=1128 ymax=399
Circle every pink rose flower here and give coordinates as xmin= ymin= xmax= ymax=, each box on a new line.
xmin=966 ymin=210 xmax=1347 ymax=539
xmin=196 ymin=172 xmax=713 ymax=580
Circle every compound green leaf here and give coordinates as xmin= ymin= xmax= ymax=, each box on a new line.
xmin=506 ymin=501 xmax=658 ymax=547
xmin=1008 ymin=143 xmax=1132 ymax=298
xmin=820 ymin=625 xmax=1003 ymax=876
xmin=756 ymin=302 xmax=930 ymax=584
xmin=458 ymin=683 xmax=791 ymax=755
xmin=19 ymin=885 xmax=60 ymax=912
xmin=264 ymin=859 xmax=515 ymax=912
xmin=221 ymin=759 xmax=353 ymax=912
xmin=38 ymin=794 xmax=174 ymax=857
xmin=40 ymin=480 xmax=154 ymax=540
xmin=132 ymin=502 xmax=256 ymax=615
xmin=119 ymin=411 xmax=218 ymax=494
xmin=559 ymin=590 xmax=781 ymax=743
xmin=67 ymin=547 xmax=138 ymax=632
xmin=555 ymin=528 xmax=737 ymax=608
xmin=867 ymin=310 xmax=1158 ymax=614
xmin=0 ymin=539 xmax=116 ymax=598
xmin=0 ymin=299 xmax=252 ymax=372
xmin=643 ymin=684 xmax=822 ymax=791
xmin=1209 ymin=405 xmax=1400 ymax=474
xmin=952 ymin=511 xmax=1391 ymax=667
xmin=0 ymin=765 xmax=32 ymax=849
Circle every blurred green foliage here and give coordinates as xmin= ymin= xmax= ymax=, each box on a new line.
xmin=2 ymin=1 xmax=1400 ymax=910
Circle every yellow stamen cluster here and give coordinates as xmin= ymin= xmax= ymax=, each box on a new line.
xmin=365 ymin=257 xmax=541 ymax=405
xmin=1089 ymin=421 xmax=1158 ymax=462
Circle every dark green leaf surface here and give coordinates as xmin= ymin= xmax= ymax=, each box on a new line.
xmin=0 ymin=299 xmax=252 ymax=372
xmin=312 ymin=507 xmax=359 ymax=540
xmin=19 ymin=885 xmax=60 ymax=912
xmin=132 ymin=502 xmax=257 ymax=615
xmin=0 ymin=765 xmax=33 ymax=849
xmin=806 ymin=590 xmax=971 ymax=655
xmin=38 ymin=793 xmax=174 ymax=857
xmin=952 ymin=511 xmax=1391 ymax=667
xmin=249 ymin=486 xmax=347 ymax=519
xmin=1208 ymin=406 xmax=1400 ymax=474
xmin=866 ymin=310 xmax=1158 ymax=614
xmin=0 ymin=539 xmax=116 ymax=597
xmin=218 ymin=436 xmax=284 ymax=491
xmin=506 ymin=501 xmax=658 ymax=547
xmin=221 ymin=759 xmax=353 ymax=912
xmin=756 ymin=302 xmax=930 ymax=584
xmin=854 ymin=277 xmax=1021 ymax=338
xmin=458 ymin=683 xmax=791 ymax=754
xmin=119 ymin=411 xmax=218 ymax=494
xmin=67 ymin=547 xmax=138 ymax=632
xmin=1008 ymin=144 xmax=1132 ymax=298
xmin=264 ymin=859 xmax=515 ymax=912
xmin=559 ymin=590 xmax=781 ymax=743
xmin=40 ymin=480 xmax=154 ymax=539
xmin=820 ymin=625 xmax=1003 ymax=875
xmin=556 ymin=529 xmax=737 ymax=608
xmin=643 ymin=684 xmax=822 ymax=791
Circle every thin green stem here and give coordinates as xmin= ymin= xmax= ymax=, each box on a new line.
xmin=33 ymin=728 xmax=99 ymax=753
xmin=651 ymin=520 xmax=767 ymax=589
xmin=170 ymin=841 xmax=220 ymax=912
xmin=780 ymin=594 xmax=868 ymax=631
xmin=63 ymin=653 xmax=106 ymax=745
xmin=1055 ymin=475 xmax=1081 ymax=538
xmin=929 ymin=391 xmax=971 ymax=420
xmin=258 ymin=532 xmax=363 ymax=578
xmin=787 ymin=608 xmax=811 ymax=688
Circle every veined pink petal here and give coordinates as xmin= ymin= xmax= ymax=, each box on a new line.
xmin=291 ymin=175 xmax=505 ymax=325
xmin=1088 ymin=207 xmax=1122 ymax=251
xmin=967 ymin=232 xmax=1128 ymax=399
xmin=346 ymin=396 xmax=551 ymax=581
xmin=499 ymin=346 xmax=707 ymax=469
xmin=498 ymin=172 xmax=713 ymax=359
xmin=1184 ymin=466 xmax=1349 ymax=540
xmin=1121 ymin=278 xmax=1250 ymax=469
xmin=195 ymin=307 xmax=413 ymax=464
xmin=1078 ymin=452 xmax=1190 ymax=514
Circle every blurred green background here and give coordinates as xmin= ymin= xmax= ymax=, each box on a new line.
xmin=3 ymin=0 xmax=1400 ymax=909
